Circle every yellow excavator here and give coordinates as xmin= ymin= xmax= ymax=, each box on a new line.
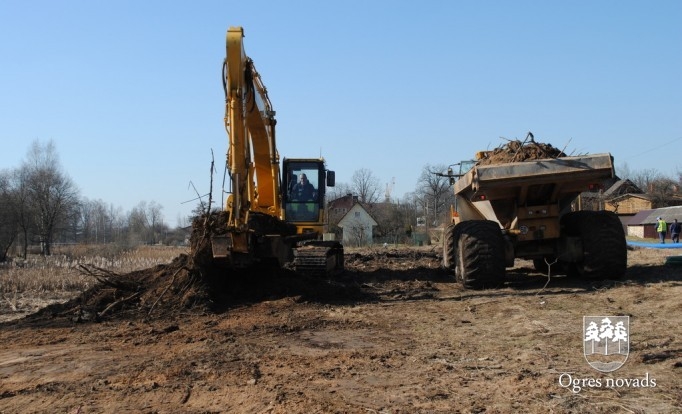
xmin=210 ymin=26 xmax=343 ymax=276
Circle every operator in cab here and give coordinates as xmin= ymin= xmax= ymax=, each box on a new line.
xmin=291 ymin=173 xmax=316 ymax=201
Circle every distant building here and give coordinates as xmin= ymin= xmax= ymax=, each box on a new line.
xmin=328 ymin=194 xmax=380 ymax=246
xmin=328 ymin=194 xmax=357 ymax=222
xmin=606 ymin=193 xmax=658 ymax=215
xmin=626 ymin=206 xmax=682 ymax=239
xmin=577 ymin=178 xmax=682 ymax=231
xmin=337 ymin=203 xmax=378 ymax=247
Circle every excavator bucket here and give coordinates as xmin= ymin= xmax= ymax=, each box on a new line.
xmin=211 ymin=235 xmax=231 ymax=258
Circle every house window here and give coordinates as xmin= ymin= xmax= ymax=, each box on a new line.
xmin=355 ymin=211 xmax=360 ymax=218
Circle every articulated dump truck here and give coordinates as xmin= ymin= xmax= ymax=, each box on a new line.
xmin=442 ymin=138 xmax=627 ymax=288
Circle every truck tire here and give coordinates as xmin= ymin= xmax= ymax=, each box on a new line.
xmin=454 ymin=220 xmax=506 ymax=289
xmin=442 ymin=223 xmax=457 ymax=271
xmin=561 ymin=211 xmax=627 ymax=280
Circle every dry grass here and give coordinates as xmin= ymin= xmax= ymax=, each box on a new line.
xmin=0 ymin=245 xmax=188 ymax=321
xmin=0 ymin=245 xmax=188 ymax=295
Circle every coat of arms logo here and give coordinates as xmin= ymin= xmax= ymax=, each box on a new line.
xmin=583 ymin=316 xmax=629 ymax=372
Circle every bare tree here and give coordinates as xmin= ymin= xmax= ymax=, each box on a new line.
xmin=0 ymin=170 xmax=19 ymax=261
xmin=128 ymin=202 xmax=149 ymax=244
xmin=616 ymin=162 xmax=632 ymax=181
xmin=415 ymin=164 xmax=455 ymax=227
xmin=147 ymin=201 xmax=165 ymax=244
xmin=617 ymin=165 xmax=681 ymax=207
xmin=629 ymin=168 xmax=666 ymax=193
xmin=369 ymin=202 xmax=408 ymax=245
xmin=626 ymin=168 xmax=678 ymax=201
xmin=351 ymin=168 xmax=381 ymax=204
xmin=326 ymin=182 xmax=352 ymax=202
xmin=20 ymin=140 xmax=79 ymax=255
xmin=401 ymin=192 xmax=420 ymax=233
xmin=77 ymin=198 xmax=113 ymax=243
xmin=108 ymin=203 xmax=126 ymax=244
xmin=128 ymin=200 xmax=165 ymax=245
xmin=11 ymin=167 xmax=34 ymax=258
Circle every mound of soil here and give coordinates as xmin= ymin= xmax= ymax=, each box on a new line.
xmin=477 ymin=135 xmax=567 ymax=165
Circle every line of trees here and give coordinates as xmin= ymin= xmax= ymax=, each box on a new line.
xmin=0 ymin=140 xmax=185 ymax=262
xmin=4 ymin=139 xmax=679 ymax=259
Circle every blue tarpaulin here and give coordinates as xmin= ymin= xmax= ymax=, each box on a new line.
xmin=627 ymin=241 xmax=682 ymax=249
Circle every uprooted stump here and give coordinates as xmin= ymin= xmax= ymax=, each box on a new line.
xmin=27 ymin=254 xmax=209 ymax=323
xmin=22 ymin=211 xmax=369 ymax=324
xmin=21 ymin=213 xmax=230 ymax=323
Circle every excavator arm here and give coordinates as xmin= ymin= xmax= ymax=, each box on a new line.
xmin=224 ymin=26 xmax=281 ymax=231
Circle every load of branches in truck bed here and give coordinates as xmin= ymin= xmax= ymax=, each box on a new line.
xmin=477 ymin=137 xmax=567 ymax=165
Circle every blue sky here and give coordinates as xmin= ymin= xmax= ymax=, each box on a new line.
xmin=1 ymin=1 xmax=680 ymax=226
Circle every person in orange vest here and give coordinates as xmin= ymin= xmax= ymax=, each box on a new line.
xmin=656 ymin=217 xmax=667 ymax=243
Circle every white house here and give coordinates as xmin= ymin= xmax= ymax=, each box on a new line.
xmin=337 ymin=203 xmax=378 ymax=247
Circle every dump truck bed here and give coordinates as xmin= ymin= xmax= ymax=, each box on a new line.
xmin=454 ymin=153 xmax=615 ymax=204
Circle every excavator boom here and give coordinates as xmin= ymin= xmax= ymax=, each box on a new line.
xmin=224 ymin=26 xmax=280 ymax=228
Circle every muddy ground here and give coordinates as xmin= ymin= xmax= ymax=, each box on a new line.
xmin=0 ymin=246 xmax=680 ymax=413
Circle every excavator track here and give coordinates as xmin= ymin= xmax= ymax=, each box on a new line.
xmin=293 ymin=241 xmax=344 ymax=277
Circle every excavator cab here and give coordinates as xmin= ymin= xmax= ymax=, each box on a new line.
xmin=282 ymin=158 xmax=334 ymax=226
xmin=281 ymin=158 xmax=343 ymax=276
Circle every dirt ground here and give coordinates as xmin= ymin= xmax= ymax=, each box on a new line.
xmin=1 ymin=246 xmax=680 ymax=413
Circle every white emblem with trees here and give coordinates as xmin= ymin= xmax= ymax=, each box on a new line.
xmin=583 ymin=316 xmax=629 ymax=372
